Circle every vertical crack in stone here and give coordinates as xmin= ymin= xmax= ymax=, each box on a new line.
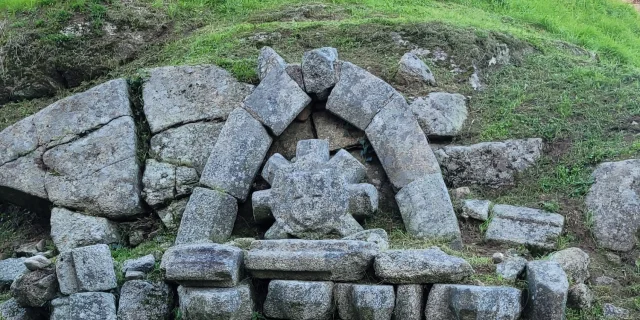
xmin=128 ymin=76 xmax=153 ymax=211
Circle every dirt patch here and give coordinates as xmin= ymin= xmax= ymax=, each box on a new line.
xmin=547 ymin=138 xmax=573 ymax=162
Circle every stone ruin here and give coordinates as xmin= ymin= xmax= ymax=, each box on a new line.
xmin=0 ymin=45 xmax=637 ymax=319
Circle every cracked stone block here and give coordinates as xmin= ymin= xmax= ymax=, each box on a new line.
xmin=264 ymin=280 xmax=334 ymax=320
xmin=335 ymin=284 xmax=395 ymax=320
xmin=496 ymin=256 xmax=527 ymax=281
xmin=174 ymin=187 xmax=237 ymax=245
xmin=366 ymin=94 xmax=441 ymax=190
xmin=156 ymin=198 xmax=188 ymax=230
xmin=425 ymin=284 xmax=522 ymax=319
xmin=122 ymin=254 xmax=155 ymax=273
xmin=327 ymin=61 xmax=400 ymax=130
xmin=434 ymin=138 xmax=544 ymax=187
xmin=143 ymin=65 xmax=254 ymax=133
xmin=50 ymin=207 xmax=120 ymax=253
xmin=256 ymin=140 xmax=377 ymax=239
xmin=393 ymin=285 xmax=424 ymax=320
xmin=51 ymin=292 xmax=117 ymax=320
xmin=0 ymin=147 xmax=47 ymax=202
xmin=177 ymin=283 xmax=254 ymax=320
xmin=118 ymin=280 xmax=173 ymax=320
xmin=55 ymin=244 xmax=117 ymax=294
xmin=374 ymin=247 xmax=473 ymax=284
xmin=396 ymin=52 xmax=436 ymax=86
xmin=395 ymin=174 xmax=461 ymax=247
xmin=257 ymin=46 xmax=287 ymax=81
xmin=524 ymin=260 xmax=568 ymax=320
xmin=10 ymin=268 xmax=58 ymax=307
xmin=342 ymin=229 xmax=389 ymax=251
xmin=461 ymin=199 xmax=491 ymax=221
xmin=245 ymin=239 xmax=378 ymax=281
xmin=43 ymin=116 xmax=142 ymax=218
xmin=485 ymin=204 xmax=564 ymax=250
xmin=244 ymin=67 xmax=311 ymax=136
xmin=0 ymin=258 xmax=27 ymax=288
xmin=549 ymin=247 xmax=590 ymax=284
xmin=150 ymin=121 xmax=224 ymax=174
xmin=408 ymin=92 xmax=467 ymax=137
xmin=302 ymin=47 xmax=339 ymax=99
xmin=0 ymin=115 xmax=38 ymax=169
xmin=161 ymin=243 xmax=243 ymax=287
xmin=585 ymin=159 xmax=640 ymax=251
xmin=313 ymin=111 xmax=363 ymax=151
xmin=200 ymin=108 xmax=272 ymax=201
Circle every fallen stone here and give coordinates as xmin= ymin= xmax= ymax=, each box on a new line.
xmin=336 ymin=284 xmax=395 ymax=320
xmin=593 ymin=276 xmax=621 ymax=287
xmin=605 ymin=253 xmax=622 ymax=266
xmin=492 ymin=252 xmax=505 ymax=264
xmin=302 ymin=47 xmax=338 ymax=98
xmin=365 ymin=94 xmax=441 ymax=190
xmin=342 ymin=229 xmax=389 ymax=251
xmin=603 ymin=303 xmax=630 ymax=319
xmin=14 ymin=241 xmax=40 ymax=258
xmin=496 ymin=256 xmax=527 ymax=281
xmin=0 ymin=115 xmax=38 ymax=167
xmin=143 ymin=65 xmax=253 ymax=133
xmin=177 ymin=283 xmax=254 ymax=320
xmin=125 ymin=270 xmax=145 ymax=280
xmin=313 ymin=110 xmax=363 ymax=151
xmin=327 ymin=61 xmax=400 ymax=130
xmin=156 ymin=198 xmax=188 ymax=230
xmin=142 ymin=159 xmax=174 ymax=206
xmin=461 ymin=199 xmax=491 ymax=221
xmin=585 ymin=159 xmax=640 ymax=251
xmin=244 ymin=67 xmax=311 ymax=135
xmin=118 ymin=280 xmax=173 ymax=320
xmin=122 ymin=254 xmax=155 ymax=273
xmin=549 ymin=247 xmax=590 ymax=283
xmin=408 ymin=92 xmax=467 ymax=137
xmin=0 ymin=298 xmax=42 ymax=320
xmin=200 ymin=108 xmax=272 ymax=201
xmin=451 ymin=187 xmax=472 ymax=201
xmin=0 ymin=258 xmax=27 ymax=288
xmin=161 ymin=243 xmax=243 ymax=287
xmin=485 ymin=204 xmax=564 ymax=250
xmin=393 ymin=285 xmax=424 ymax=320
xmin=395 ymin=174 xmax=461 ymax=247
xmin=257 ymin=46 xmax=287 ymax=80
xmin=50 ymin=207 xmax=120 ymax=253
xmin=10 ymin=269 xmax=58 ymax=307
xmin=568 ymin=283 xmax=593 ymax=310
xmin=524 ymin=260 xmax=569 ymax=320
xmin=425 ymin=284 xmax=522 ymax=319
xmin=434 ymin=138 xmax=544 ymax=187
xmin=264 ymin=280 xmax=334 ymax=320
xmin=23 ymin=256 xmax=50 ymax=271
xmin=174 ymin=187 xmax=237 ymax=245
xmin=347 ymin=184 xmax=379 ymax=220
xmin=374 ymin=247 xmax=473 ymax=284
xmin=396 ymin=52 xmax=436 ymax=86
xmin=51 ymin=292 xmax=117 ymax=320
xmin=267 ymin=119 xmax=315 ymax=159
xmin=245 ymin=239 xmax=378 ymax=281
xmin=55 ymin=244 xmax=117 ymax=295
xmin=327 ymin=149 xmax=367 ymax=184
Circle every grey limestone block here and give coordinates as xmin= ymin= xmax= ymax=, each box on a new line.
xmin=347 ymin=183 xmax=379 ymax=220
xmin=286 ymin=63 xmax=306 ymax=91
xmin=10 ymin=268 xmax=58 ymax=307
xmin=523 ymin=260 xmax=569 ymax=320
xmin=302 ymin=47 xmax=339 ymax=97
xmin=51 ymin=292 xmax=117 ymax=320
xmin=0 ymin=258 xmax=27 ymax=288
xmin=396 ymin=52 xmax=436 ymax=86
xmin=161 ymin=243 xmax=243 ymax=287
xmin=117 ymin=280 xmax=173 ymax=320
xmin=142 ymin=159 xmax=198 ymax=207
xmin=50 ymin=207 xmax=120 ymax=253
xmin=174 ymin=187 xmax=237 ymax=245
xmin=257 ymin=46 xmax=287 ymax=81
xmin=485 ymin=204 xmax=564 ymax=250
xmin=425 ymin=284 xmax=522 ymax=320
xmin=122 ymin=254 xmax=155 ymax=273
xmin=243 ymin=67 xmax=311 ymax=136
xmin=125 ymin=271 xmax=145 ymax=280
xmin=263 ymin=280 xmax=334 ymax=320
xmin=156 ymin=198 xmax=189 ymax=230
xmin=460 ymin=199 xmax=491 ymax=221
xmin=0 ymin=147 xmax=47 ymax=201
xmin=496 ymin=256 xmax=527 ymax=281
xmin=55 ymin=251 xmax=79 ymax=295
xmin=55 ymin=244 xmax=117 ymax=295
xmin=200 ymin=107 xmax=272 ymax=201
xmin=261 ymin=153 xmax=291 ymax=185
xmin=393 ymin=285 xmax=424 ymax=320
xmin=408 ymin=92 xmax=467 ymax=137
xmin=549 ymin=247 xmax=590 ymax=284
xmin=568 ymin=283 xmax=593 ymax=310
xmin=336 ymin=284 xmax=395 ymax=320
xmin=0 ymin=115 xmax=39 ymax=166
xmin=245 ymin=239 xmax=378 ymax=281
xmin=177 ymin=283 xmax=254 ymax=320
xmin=327 ymin=149 xmax=367 ymax=184
xmin=374 ymin=247 xmax=473 ymax=284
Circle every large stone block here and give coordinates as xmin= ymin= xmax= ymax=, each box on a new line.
xmin=0 ymin=298 xmax=42 ymax=320
xmin=393 ymin=285 xmax=424 ymax=320
xmin=143 ymin=65 xmax=253 ymax=133
xmin=174 ymin=187 xmax=237 ymax=245
xmin=245 ymin=240 xmax=378 ymax=281
xmin=524 ymin=260 xmax=569 ymax=320
xmin=549 ymin=247 xmax=590 ymax=284
xmin=485 ymin=204 xmax=564 ymax=250
xmin=374 ymin=247 xmax=473 ymax=284
xmin=264 ymin=280 xmax=334 ymax=320
xmin=50 ymin=207 xmax=120 ymax=252
xmin=425 ymin=284 xmax=522 ymax=319
xmin=257 ymin=46 xmax=287 ymax=81
xmin=0 ymin=258 xmax=27 ymax=288
xmin=118 ymin=280 xmax=173 ymax=320
xmin=302 ymin=47 xmax=339 ymax=98
xmin=10 ymin=268 xmax=58 ymax=307
xmin=55 ymin=244 xmax=117 ymax=295
xmin=396 ymin=52 xmax=436 ymax=86
xmin=335 ymin=284 xmax=395 ymax=320
xmin=177 ymin=283 xmax=254 ymax=320
xmin=200 ymin=108 xmax=272 ymax=201
xmin=408 ymin=92 xmax=467 ymax=137
xmin=51 ymin=292 xmax=117 ymax=320
xmin=161 ymin=243 xmax=243 ymax=287
xmin=142 ymin=159 xmax=198 ymax=207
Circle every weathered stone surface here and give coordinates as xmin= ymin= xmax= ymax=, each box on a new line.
xmin=150 ymin=121 xmax=224 ymax=174
xmin=43 ymin=116 xmax=142 ymax=218
xmin=72 ymin=244 xmax=117 ymax=292
xmin=143 ymin=65 xmax=253 ymax=133
xmin=485 ymin=204 xmax=564 ymax=250
xmin=125 ymin=271 xmax=145 ymax=280
xmin=177 ymin=283 xmax=254 ymax=320
xmin=200 ymin=108 xmax=272 ymax=201
xmin=23 ymin=256 xmax=50 ymax=271
xmin=593 ymin=276 xmax=621 ymax=287
xmin=142 ymin=160 xmax=175 ymax=206
xmin=244 ymin=67 xmax=311 ymax=136
xmin=50 ymin=207 xmax=120 ymax=252
xmin=603 ymin=304 xmax=630 ymax=319
xmin=496 ymin=256 xmax=527 ymax=281
xmin=10 ymin=268 xmax=58 ymax=307
xmin=302 ymin=47 xmax=338 ymax=97
xmin=157 ymin=198 xmax=188 ymax=230
xmin=365 ymin=94 xmax=441 ymax=190
xmin=461 ymin=199 xmax=491 ymax=221
xmin=245 ymin=239 xmax=378 ymax=281
xmin=338 ymin=284 xmax=395 ymax=320
xmin=524 ymin=260 xmax=569 ymax=320
xmin=568 ymin=283 xmax=593 ymax=310
xmin=434 ymin=139 xmax=544 ymax=187
xmin=343 ymin=229 xmax=389 ymax=251
xmin=585 ymin=159 xmax=640 ymax=251
xmin=0 ymin=298 xmax=41 ymax=320
xmin=264 ymin=280 xmax=334 ymax=320
xmin=267 ymin=119 xmax=315 ymax=159
xmin=374 ymin=247 xmax=473 ymax=284
xmin=0 ymin=116 xmax=38 ymax=166
xmin=396 ymin=52 xmax=436 ymax=86
xmin=327 ymin=61 xmax=400 ymax=130
xmin=161 ymin=243 xmax=243 ymax=287
xmin=451 ymin=187 xmax=472 ymax=201
xmin=55 ymin=251 xmax=78 ymax=295
xmin=0 ymin=146 xmax=48 ymax=208
xmin=549 ymin=247 xmax=590 ymax=283
xmin=175 ymin=187 xmax=237 ymax=245
xmin=118 ymin=280 xmax=173 ymax=320
xmin=327 ymin=149 xmax=367 ymax=184
xmin=122 ymin=254 xmax=155 ymax=273
xmin=408 ymin=92 xmax=467 ymax=137
xmin=286 ymin=63 xmax=306 ymax=91
xmin=313 ymin=110 xmax=363 ymax=151
xmin=425 ymin=284 xmax=522 ymax=320
xmin=0 ymin=258 xmax=27 ymax=287
xmin=51 ymin=292 xmax=117 ymax=320
xmin=257 ymin=46 xmax=287 ymax=80
xmin=395 ymin=174 xmax=461 ymax=246
xmin=393 ymin=285 xmax=424 ymax=320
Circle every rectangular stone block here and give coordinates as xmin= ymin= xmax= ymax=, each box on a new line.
xmin=264 ymin=280 xmax=334 ymax=320
xmin=51 ymin=292 xmax=117 ymax=320
xmin=485 ymin=204 xmax=564 ymax=250
xmin=425 ymin=284 xmax=522 ymax=320
xmin=178 ymin=283 xmax=254 ymax=320
xmin=174 ymin=187 xmax=237 ymax=245
xmin=374 ymin=248 xmax=473 ymax=284
xmin=161 ymin=243 xmax=243 ymax=287
xmin=71 ymin=244 xmax=118 ymax=293
xmin=393 ymin=285 xmax=424 ymax=320
xmin=524 ymin=261 xmax=568 ymax=320
xmin=334 ymin=283 xmax=395 ymax=320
